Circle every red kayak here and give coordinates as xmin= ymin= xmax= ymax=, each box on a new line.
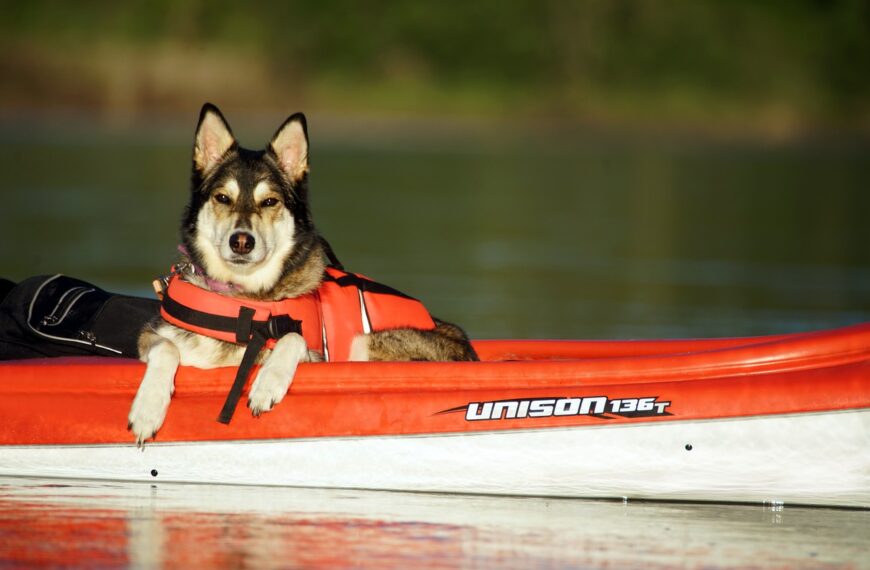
xmin=1 ymin=323 xmax=868 ymax=507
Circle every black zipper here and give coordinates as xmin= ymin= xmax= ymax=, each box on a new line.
xmin=41 ymin=286 xmax=94 ymax=327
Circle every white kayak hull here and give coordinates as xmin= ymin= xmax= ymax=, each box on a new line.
xmin=1 ymin=409 xmax=867 ymax=507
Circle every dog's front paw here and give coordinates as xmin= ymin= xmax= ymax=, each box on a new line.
xmin=247 ymin=364 xmax=292 ymax=416
xmin=130 ymin=336 xmax=179 ymax=447
xmin=128 ymin=383 xmax=172 ymax=447
xmin=247 ymin=333 xmax=307 ymax=416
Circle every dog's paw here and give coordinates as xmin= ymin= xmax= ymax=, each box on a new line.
xmin=128 ymin=383 xmax=172 ymax=447
xmin=130 ymin=336 xmax=179 ymax=447
xmin=247 ymin=364 xmax=293 ymax=416
xmin=247 ymin=333 xmax=307 ymax=416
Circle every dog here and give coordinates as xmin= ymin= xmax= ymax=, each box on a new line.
xmin=127 ymin=103 xmax=478 ymax=445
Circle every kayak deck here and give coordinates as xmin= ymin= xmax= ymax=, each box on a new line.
xmin=0 ymin=323 xmax=867 ymax=445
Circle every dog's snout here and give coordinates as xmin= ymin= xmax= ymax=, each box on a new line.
xmin=229 ymin=232 xmax=255 ymax=255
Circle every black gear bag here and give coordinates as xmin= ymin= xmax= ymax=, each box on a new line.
xmin=0 ymin=275 xmax=159 ymax=360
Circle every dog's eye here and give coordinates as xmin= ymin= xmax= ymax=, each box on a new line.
xmin=260 ymin=198 xmax=280 ymax=207
xmin=214 ymin=193 xmax=231 ymax=205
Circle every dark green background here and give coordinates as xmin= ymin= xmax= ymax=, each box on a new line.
xmin=1 ymin=0 xmax=868 ymax=339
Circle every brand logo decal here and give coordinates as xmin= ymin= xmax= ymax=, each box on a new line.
xmin=437 ymin=396 xmax=671 ymax=421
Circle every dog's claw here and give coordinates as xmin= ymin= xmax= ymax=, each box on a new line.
xmin=248 ymin=399 xmax=277 ymax=417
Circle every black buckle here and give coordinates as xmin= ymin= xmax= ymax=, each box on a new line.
xmin=267 ymin=314 xmax=302 ymax=339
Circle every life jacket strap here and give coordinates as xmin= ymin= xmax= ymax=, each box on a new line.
xmin=235 ymin=307 xmax=255 ymax=343
xmin=318 ymin=235 xmax=344 ymax=270
xmin=216 ymin=311 xmax=304 ymax=425
xmin=217 ymin=329 xmax=267 ymax=425
xmin=322 ymin=271 xmax=414 ymax=299
xmin=161 ymin=292 xmax=302 ymax=344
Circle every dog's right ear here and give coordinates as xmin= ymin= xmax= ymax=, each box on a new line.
xmin=193 ymin=103 xmax=236 ymax=174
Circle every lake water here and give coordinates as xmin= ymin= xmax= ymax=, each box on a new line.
xmin=1 ymin=118 xmax=868 ymax=340
xmin=0 ymin=117 xmax=868 ymax=568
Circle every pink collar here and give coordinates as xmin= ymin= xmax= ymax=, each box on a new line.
xmin=176 ymin=244 xmax=245 ymax=294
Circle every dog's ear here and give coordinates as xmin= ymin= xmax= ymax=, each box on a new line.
xmin=193 ymin=103 xmax=236 ymax=174
xmin=268 ymin=113 xmax=308 ymax=182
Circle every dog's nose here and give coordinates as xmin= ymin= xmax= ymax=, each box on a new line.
xmin=229 ymin=232 xmax=255 ymax=255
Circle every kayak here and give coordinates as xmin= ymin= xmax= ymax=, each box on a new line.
xmin=0 ymin=323 xmax=868 ymax=507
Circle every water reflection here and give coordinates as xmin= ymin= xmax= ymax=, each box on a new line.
xmin=0 ymin=478 xmax=867 ymax=569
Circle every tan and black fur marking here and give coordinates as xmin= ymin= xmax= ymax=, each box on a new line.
xmin=128 ymin=103 xmax=476 ymax=446
xmin=365 ymin=319 xmax=478 ymax=362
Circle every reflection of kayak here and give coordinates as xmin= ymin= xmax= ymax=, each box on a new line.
xmin=0 ymin=478 xmax=864 ymax=569
xmin=0 ymin=324 xmax=868 ymax=507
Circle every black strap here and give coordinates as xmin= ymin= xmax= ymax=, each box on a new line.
xmin=162 ymin=293 xmax=245 ymax=336
xmin=217 ymin=313 xmax=302 ymax=424
xmin=268 ymin=314 xmax=301 ymax=338
xmin=319 ymin=235 xmax=344 ymax=270
xmin=162 ymin=293 xmax=302 ymax=342
xmin=217 ymin=329 xmax=267 ymax=424
xmin=235 ymin=307 xmax=256 ymax=343
xmin=323 ymin=271 xmax=416 ymax=300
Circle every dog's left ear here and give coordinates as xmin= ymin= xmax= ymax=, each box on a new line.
xmin=269 ymin=113 xmax=309 ymax=182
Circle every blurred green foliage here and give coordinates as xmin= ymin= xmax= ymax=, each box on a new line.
xmin=1 ymin=0 xmax=869 ymax=131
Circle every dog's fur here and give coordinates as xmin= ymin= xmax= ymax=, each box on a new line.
xmin=127 ymin=104 xmax=477 ymax=445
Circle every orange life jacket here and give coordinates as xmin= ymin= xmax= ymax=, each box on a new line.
xmin=160 ymin=267 xmax=437 ymax=362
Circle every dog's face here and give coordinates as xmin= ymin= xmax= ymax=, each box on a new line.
xmin=181 ymin=104 xmax=317 ymax=294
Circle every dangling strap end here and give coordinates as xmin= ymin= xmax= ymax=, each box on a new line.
xmin=218 ymin=330 xmax=267 ymax=424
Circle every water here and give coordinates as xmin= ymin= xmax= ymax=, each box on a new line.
xmin=0 ymin=120 xmax=868 ymax=340
xmin=0 ymin=477 xmax=867 ymax=569
xmin=0 ymin=119 xmax=868 ymax=567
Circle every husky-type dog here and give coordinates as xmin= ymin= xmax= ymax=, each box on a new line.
xmin=127 ymin=103 xmax=478 ymax=445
